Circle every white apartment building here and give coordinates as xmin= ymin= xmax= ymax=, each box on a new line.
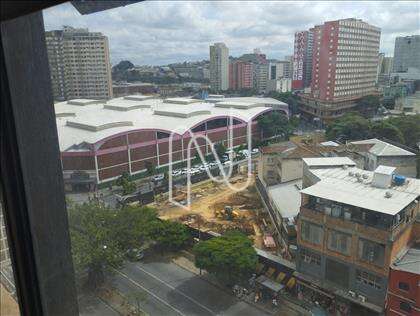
xmin=209 ymin=42 xmax=229 ymax=91
xmin=45 ymin=26 xmax=113 ymax=101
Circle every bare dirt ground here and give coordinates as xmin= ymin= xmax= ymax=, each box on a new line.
xmin=155 ymin=175 xmax=272 ymax=249
xmin=0 ymin=284 xmax=19 ymax=316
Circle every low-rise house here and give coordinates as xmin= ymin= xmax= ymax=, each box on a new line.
xmin=348 ymin=139 xmax=417 ymax=178
xmin=296 ymin=158 xmax=420 ymax=315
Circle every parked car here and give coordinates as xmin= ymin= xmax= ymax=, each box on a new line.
xmin=152 ymin=174 xmax=165 ymax=181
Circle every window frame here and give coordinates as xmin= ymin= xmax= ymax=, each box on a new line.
xmin=1 ymin=10 xmax=78 ymax=316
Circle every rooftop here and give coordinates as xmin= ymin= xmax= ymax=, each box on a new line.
xmin=268 ymin=179 xmax=302 ymax=219
xmin=55 ymin=96 xmax=284 ymax=151
xmin=391 ymin=245 xmax=420 ymax=274
xmin=302 ymin=157 xmax=356 ymax=167
xmin=301 ymin=164 xmax=420 ymax=215
xmin=349 ymin=138 xmax=415 ymax=157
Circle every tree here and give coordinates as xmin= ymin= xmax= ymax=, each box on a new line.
xmin=145 ymin=161 xmax=156 ymax=176
xmin=116 ymin=171 xmax=136 ymax=195
xmin=68 ymin=201 xmax=123 ymax=289
xmin=267 ymin=91 xmax=299 ymax=115
xmin=325 ymin=112 xmax=371 ymax=142
xmin=257 ymin=111 xmax=295 ymax=140
xmin=386 ymin=115 xmax=420 ymax=150
xmin=356 ymin=95 xmax=381 ymax=117
xmin=193 ymin=231 xmax=258 ymax=286
xmin=215 ymin=143 xmax=227 ymax=159
xmin=114 ymin=206 xmax=159 ymax=252
xmin=148 ymin=220 xmax=191 ymax=252
xmin=371 ymin=121 xmax=405 ymax=144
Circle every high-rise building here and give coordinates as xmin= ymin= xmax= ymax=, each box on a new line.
xmin=229 ymin=60 xmax=253 ymax=90
xmin=238 ymin=49 xmax=268 ymax=93
xmin=45 ymin=26 xmax=113 ymax=101
xmin=209 ymin=42 xmax=229 ymax=91
xmin=376 ymin=53 xmax=393 ymax=85
xmin=292 ymin=30 xmax=314 ymax=90
xmin=393 ymin=35 xmax=420 ymax=73
xmin=299 ymin=18 xmax=381 ymax=123
xmin=269 ymin=61 xmax=292 ymax=80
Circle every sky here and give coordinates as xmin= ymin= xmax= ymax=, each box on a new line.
xmin=43 ymin=1 xmax=420 ymax=66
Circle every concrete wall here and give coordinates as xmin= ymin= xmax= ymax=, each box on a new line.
xmin=281 ymin=158 xmax=303 ymax=182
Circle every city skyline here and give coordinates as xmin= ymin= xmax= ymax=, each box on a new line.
xmin=43 ymin=1 xmax=420 ymax=66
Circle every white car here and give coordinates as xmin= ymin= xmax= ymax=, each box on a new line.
xmin=251 ymin=148 xmax=259 ymax=154
xmin=153 ymin=174 xmax=164 ymax=181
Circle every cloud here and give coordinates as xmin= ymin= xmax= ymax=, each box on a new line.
xmin=43 ymin=1 xmax=420 ymax=65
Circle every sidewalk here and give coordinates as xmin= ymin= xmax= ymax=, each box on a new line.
xmin=172 ymin=254 xmax=310 ymax=316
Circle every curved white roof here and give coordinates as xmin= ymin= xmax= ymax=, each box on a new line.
xmin=55 ymin=96 xmax=285 ymax=151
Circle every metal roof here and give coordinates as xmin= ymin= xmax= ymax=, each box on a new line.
xmin=302 ymin=166 xmax=420 ymax=215
xmin=55 ymin=96 xmax=283 ymax=151
xmin=392 ymin=246 xmax=420 ymax=274
xmin=303 ymin=157 xmax=356 ymax=167
xmin=350 ymin=139 xmax=415 ymax=156
xmin=268 ymin=179 xmax=302 ymax=219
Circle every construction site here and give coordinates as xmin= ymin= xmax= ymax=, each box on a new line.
xmin=154 ymin=174 xmax=278 ymax=251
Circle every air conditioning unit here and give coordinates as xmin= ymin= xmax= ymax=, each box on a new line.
xmin=358 ymin=295 xmax=366 ymax=303
xmin=348 ymin=290 xmax=356 ymax=298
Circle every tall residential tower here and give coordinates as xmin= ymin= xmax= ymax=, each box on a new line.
xmin=209 ymin=42 xmax=229 ymax=91
xmin=46 ymin=26 xmax=113 ymax=101
xmin=299 ymin=18 xmax=381 ymax=123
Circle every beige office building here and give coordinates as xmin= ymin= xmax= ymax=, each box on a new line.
xmin=46 ymin=26 xmax=113 ymax=101
xmin=210 ymin=42 xmax=229 ymax=91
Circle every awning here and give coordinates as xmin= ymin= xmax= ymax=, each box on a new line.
xmin=256 ymin=275 xmax=285 ymax=293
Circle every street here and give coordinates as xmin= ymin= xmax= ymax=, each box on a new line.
xmin=110 ymin=259 xmax=272 ymax=316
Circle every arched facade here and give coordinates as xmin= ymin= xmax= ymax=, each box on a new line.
xmin=61 ymin=108 xmax=284 ymax=188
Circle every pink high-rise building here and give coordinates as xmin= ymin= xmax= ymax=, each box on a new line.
xmin=299 ymin=18 xmax=381 ymax=124
xmin=229 ymin=61 xmax=253 ymax=90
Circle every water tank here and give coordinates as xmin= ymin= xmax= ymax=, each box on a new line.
xmin=393 ymin=174 xmax=406 ymax=186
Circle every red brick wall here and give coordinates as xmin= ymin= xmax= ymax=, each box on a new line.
xmin=131 ymin=157 xmax=157 ymax=173
xmin=387 ymin=269 xmax=420 ymax=316
xmin=128 ymin=130 xmax=156 ymax=144
xmin=98 ymin=164 xmax=129 ymax=180
xmin=99 ymin=135 xmax=127 ymax=149
xmin=131 ymin=145 xmax=157 ymax=161
xmin=62 ymin=156 xmax=95 ymax=170
xmin=97 ymin=151 xmax=128 ymax=169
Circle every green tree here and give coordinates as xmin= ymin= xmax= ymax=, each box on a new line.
xmin=267 ymin=91 xmax=299 ymax=115
xmin=116 ymin=171 xmax=136 ymax=195
xmin=371 ymin=121 xmax=405 ymax=144
xmin=148 ymin=220 xmax=191 ymax=252
xmin=386 ymin=115 xmax=420 ymax=150
xmin=193 ymin=231 xmax=257 ymax=286
xmin=257 ymin=111 xmax=295 ymax=140
xmin=356 ymin=95 xmax=381 ymax=117
xmin=215 ymin=143 xmax=227 ymax=158
xmin=325 ymin=112 xmax=371 ymax=141
xmin=145 ymin=161 xmax=156 ymax=176
xmin=68 ymin=201 xmax=123 ymax=289
xmin=114 ymin=206 xmax=159 ymax=252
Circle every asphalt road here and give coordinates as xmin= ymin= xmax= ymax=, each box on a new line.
xmin=110 ymin=260 xmax=271 ymax=316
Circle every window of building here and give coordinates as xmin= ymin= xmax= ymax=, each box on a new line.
xmin=358 ymin=239 xmax=385 ymax=266
xmin=327 ymin=230 xmax=351 ymax=255
xmin=301 ymin=248 xmax=321 ymax=265
xmin=301 ymin=221 xmax=323 ymax=245
xmin=400 ymin=301 xmax=412 ymax=313
xmin=356 ymin=270 xmax=382 ymax=289
xmin=398 ymin=282 xmax=409 ymax=291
